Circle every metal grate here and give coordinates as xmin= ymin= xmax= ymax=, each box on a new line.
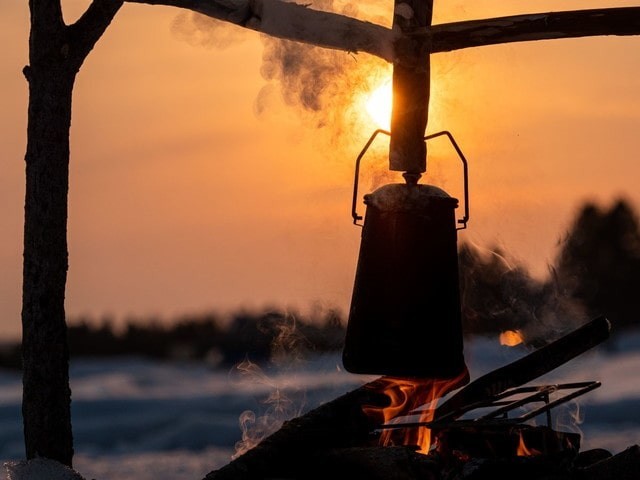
xmin=376 ymin=381 xmax=600 ymax=432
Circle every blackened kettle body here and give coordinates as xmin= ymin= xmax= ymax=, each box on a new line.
xmin=342 ymin=183 xmax=467 ymax=379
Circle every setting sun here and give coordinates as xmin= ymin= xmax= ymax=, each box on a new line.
xmin=366 ymin=79 xmax=393 ymax=130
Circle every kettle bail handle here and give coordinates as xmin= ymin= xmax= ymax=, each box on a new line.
xmin=351 ymin=129 xmax=470 ymax=229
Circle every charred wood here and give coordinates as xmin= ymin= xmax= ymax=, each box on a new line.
xmin=573 ymin=448 xmax=612 ymax=468
xmin=309 ymin=446 xmax=441 ymax=480
xmin=577 ymin=445 xmax=640 ymax=480
xmin=444 ymin=455 xmax=575 ymax=480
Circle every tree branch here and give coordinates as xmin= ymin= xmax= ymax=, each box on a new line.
xmin=430 ymin=7 xmax=640 ymax=53
xmin=67 ymin=0 xmax=125 ymax=72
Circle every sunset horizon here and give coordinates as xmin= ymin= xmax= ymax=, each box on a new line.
xmin=1 ymin=0 xmax=639 ymax=340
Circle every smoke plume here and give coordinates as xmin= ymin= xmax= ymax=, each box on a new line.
xmin=173 ymin=1 xmax=392 ymax=147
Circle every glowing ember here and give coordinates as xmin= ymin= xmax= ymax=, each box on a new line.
xmin=500 ymin=329 xmax=524 ymax=347
xmin=365 ymin=79 xmax=392 ymax=130
xmin=363 ymin=370 xmax=468 ymax=454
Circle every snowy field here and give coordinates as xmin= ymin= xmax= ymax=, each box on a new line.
xmin=2 ymin=330 xmax=639 ymax=480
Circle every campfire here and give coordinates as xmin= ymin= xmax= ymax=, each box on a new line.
xmin=206 ymin=315 xmax=640 ymax=480
xmin=362 ymin=317 xmax=607 ymax=471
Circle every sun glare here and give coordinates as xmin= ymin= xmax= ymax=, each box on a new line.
xmin=366 ymin=80 xmax=393 ymax=131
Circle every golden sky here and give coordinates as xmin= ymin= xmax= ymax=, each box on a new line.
xmin=1 ymin=0 xmax=639 ymax=339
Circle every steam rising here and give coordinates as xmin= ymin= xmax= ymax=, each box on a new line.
xmin=555 ymin=400 xmax=585 ymax=437
xmin=230 ymin=313 xmax=311 ymax=458
xmin=231 ymin=358 xmax=305 ymax=459
xmin=257 ymin=36 xmax=351 ymax=120
xmin=172 ymin=0 xmax=392 ymax=146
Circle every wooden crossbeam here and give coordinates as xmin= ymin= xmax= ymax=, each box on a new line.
xmin=124 ymin=1 xmax=640 ymax=62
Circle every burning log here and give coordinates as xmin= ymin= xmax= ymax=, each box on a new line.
xmin=434 ymin=424 xmax=581 ymax=460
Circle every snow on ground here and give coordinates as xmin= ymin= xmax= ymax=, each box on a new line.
xmin=1 ymin=330 xmax=639 ymax=480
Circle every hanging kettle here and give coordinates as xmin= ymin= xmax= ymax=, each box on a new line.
xmin=342 ymin=130 xmax=470 ymax=379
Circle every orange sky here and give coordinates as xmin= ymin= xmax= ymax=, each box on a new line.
xmin=1 ymin=0 xmax=639 ymax=339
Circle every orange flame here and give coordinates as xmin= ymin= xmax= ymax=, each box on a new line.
xmin=499 ymin=330 xmax=524 ymax=347
xmin=363 ymin=370 xmax=468 ymax=454
xmin=516 ymin=431 xmax=542 ymax=457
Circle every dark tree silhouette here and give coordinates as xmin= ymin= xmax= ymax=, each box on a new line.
xmin=554 ymin=198 xmax=640 ymax=331
xmin=23 ymin=0 xmax=123 ymax=465
xmin=459 ymin=243 xmax=540 ymax=335
xmin=458 ymin=242 xmax=586 ymax=345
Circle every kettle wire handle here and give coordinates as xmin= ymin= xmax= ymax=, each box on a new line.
xmin=424 ymin=130 xmax=470 ymax=230
xmin=351 ymin=129 xmax=390 ymax=225
xmin=351 ymin=129 xmax=470 ymax=230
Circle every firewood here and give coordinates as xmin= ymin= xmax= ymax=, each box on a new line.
xmin=203 ymin=377 xmax=389 ymax=480
xmin=574 ymin=448 xmax=612 ymax=468
xmin=577 ymin=445 xmax=640 ymax=480
xmin=434 ymin=316 xmax=611 ymax=421
xmin=309 ymin=446 xmax=441 ymax=480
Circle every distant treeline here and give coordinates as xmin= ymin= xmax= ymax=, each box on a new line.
xmin=0 ymin=308 xmax=346 ymax=371
xmin=66 ymin=308 xmax=346 ymax=367
xmin=1 ymin=198 xmax=639 ymax=370
xmin=459 ymin=197 xmax=640 ymax=345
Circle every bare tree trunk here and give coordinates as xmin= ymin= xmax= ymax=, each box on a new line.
xmin=22 ymin=0 xmax=122 ymax=466
xmin=22 ymin=1 xmax=77 ymax=462
xmin=22 ymin=69 xmax=76 ymax=466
